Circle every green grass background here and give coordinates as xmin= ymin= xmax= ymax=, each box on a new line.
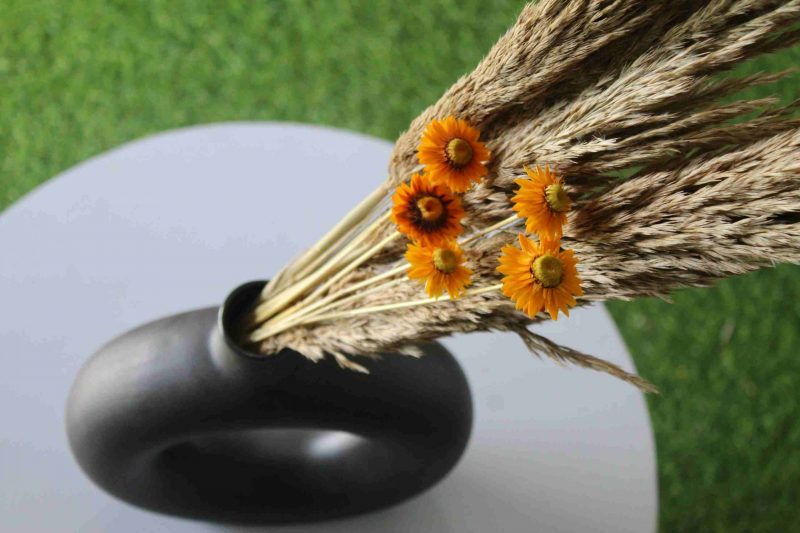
xmin=2 ymin=1 xmax=799 ymax=530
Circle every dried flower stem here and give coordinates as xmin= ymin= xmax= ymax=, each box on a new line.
xmin=305 ymin=283 xmax=503 ymax=323
xmin=280 ymin=263 xmax=407 ymax=321
xmin=305 ymin=232 xmax=401 ymax=300
xmin=293 ymin=211 xmax=392 ymax=282
xmin=253 ymin=216 xmax=395 ymax=322
xmin=250 ymin=277 xmax=407 ymax=342
xmin=262 ymin=183 xmax=389 ymax=298
xmin=461 ymin=214 xmax=520 ymax=245
xmin=265 ymin=215 xmax=518 ymax=328
xmin=261 ymin=211 xmax=393 ymax=326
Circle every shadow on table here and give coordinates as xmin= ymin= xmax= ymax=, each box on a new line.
xmin=217 ymin=468 xmax=535 ymax=533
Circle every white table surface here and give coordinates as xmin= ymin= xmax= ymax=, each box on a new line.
xmin=0 ymin=123 xmax=657 ymax=532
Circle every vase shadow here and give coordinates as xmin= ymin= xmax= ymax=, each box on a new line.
xmin=215 ymin=463 xmax=545 ymax=533
xmin=216 ymin=489 xmax=455 ymax=533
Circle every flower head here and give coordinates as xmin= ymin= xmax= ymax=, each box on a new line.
xmin=392 ymin=173 xmax=465 ymax=246
xmin=497 ymin=233 xmax=582 ymax=320
xmin=406 ymin=240 xmax=472 ymax=299
xmin=512 ymin=165 xmax=570 ymax=240
xmin=418 ymin=116 xmax=490 ymax=192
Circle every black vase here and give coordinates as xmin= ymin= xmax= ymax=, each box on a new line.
xmin=65 ymin=281 xmax=473 ymax=524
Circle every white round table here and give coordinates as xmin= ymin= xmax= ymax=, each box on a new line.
xmin=0 ymin=123 xmax=657 ymax=532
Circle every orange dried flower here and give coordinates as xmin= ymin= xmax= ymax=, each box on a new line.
xmin=391 ymin=173 xmax=465 ymax=246
xmin=512 ymin=165 xmax=570 ymax=240
xmin=406 ymin=240 xmax=472 ymax=299
xmin=496 ymin=233 xmax=582 ymax=320
xmin=418 ymin=116 xmax=490 ymax=193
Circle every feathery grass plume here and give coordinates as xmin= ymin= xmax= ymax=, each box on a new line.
xmin=243 ymin=1 xmax=800 ymax=392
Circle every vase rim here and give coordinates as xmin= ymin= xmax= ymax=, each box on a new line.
xmin=218 ymin=279 xmax=268 ymax=359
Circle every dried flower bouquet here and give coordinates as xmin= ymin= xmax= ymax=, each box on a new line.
xmin=240 ymin=0 xmax=800 ymax=391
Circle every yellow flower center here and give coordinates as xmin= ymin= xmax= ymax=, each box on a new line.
xmin=416 ymin=195 xmax=445 ymax=222
xmin=532 ymin=254 xmax=563 ymax=288
xmin=446 ymin=138 xmax=473 ymax=168
xmin=433 ymin=248 xmax=458 ymax=274
xmin=544 ymin=183 xmax=569 ymax=213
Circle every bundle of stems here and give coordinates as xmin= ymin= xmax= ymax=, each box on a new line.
xmin=242 ymin=0 xmax=800 ymax=390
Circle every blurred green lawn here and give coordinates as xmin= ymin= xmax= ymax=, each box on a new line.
xmin=2 ymin=1 xmax=799 ymax=530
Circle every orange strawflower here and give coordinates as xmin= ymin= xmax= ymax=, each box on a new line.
xmin=406 ymin=240 xmax=472 ymax=299
xmin=418 ymin=116 xmax=490 ymax=193
xmin=512 ymin=165 xmax=570 ymax=240
xmin=497 ymin=233 xmax=582 ymax=320
xmin=392 ymin=173 xmax=464 ymax=246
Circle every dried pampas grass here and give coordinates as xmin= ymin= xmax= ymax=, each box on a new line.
xmin=241 ymin=0 xmax=800 ymax=392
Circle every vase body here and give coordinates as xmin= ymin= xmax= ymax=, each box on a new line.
xmin=66 ymin=281 xmax=473 ymax=524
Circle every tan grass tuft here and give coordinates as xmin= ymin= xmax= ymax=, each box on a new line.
xmin=244 ymin=1 xmax=800 ymax=392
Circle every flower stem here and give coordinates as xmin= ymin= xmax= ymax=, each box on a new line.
xmin=252 ymin=223 xmax=396 ymax=323
xmin=461 ymin=214 xmax=519 ymax=245
xmin=272 ymin=262 xmax=408 ymax=325
xmin=294 ymin=211 xmax=391 ymax=282
xmin=299 ymin=283 xmax=502 ymax=324
xmin=260 ymin=183 xmax=388 ymax=298
xmin=249 ymin=277 xmax=406 ymax=342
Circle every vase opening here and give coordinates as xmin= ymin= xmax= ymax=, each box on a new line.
xmin=218 ymin=280 xmax=269 ymax=358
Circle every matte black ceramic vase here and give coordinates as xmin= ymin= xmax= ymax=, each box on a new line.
xmin=66 ymin=281 xmax=473 ymax=524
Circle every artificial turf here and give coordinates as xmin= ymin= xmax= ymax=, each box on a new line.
xmin=2 ymin=1 xmax=799 ymax=530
